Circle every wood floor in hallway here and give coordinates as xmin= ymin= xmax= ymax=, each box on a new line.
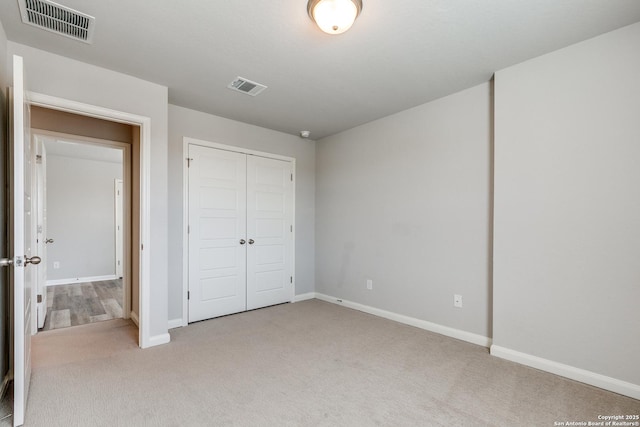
xmin=41 ymin=279 xmax=123 ymax=331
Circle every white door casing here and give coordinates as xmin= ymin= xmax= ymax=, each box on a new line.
xmin=10 ymin=54 xmax=34 ymax=427
xmin=115 ymin=179 xmax=124 ymax=278
xmin=246 ymin=155 xmax=294 ymax=310
xmin=188 ymin=145 xmax=247 ymax=322
xmin=27 ymin=92 xmax=157 ymax=348
xmin=35 ymin=138 xmax=47 ymax=329
xmin=186 ymin=141 xmax=295 ymax=323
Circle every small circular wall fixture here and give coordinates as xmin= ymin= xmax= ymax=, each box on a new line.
xmin=307 ymin=0 xmax=363 ymax=35
xmin=300 ymin=130 xmax=311 ymax=138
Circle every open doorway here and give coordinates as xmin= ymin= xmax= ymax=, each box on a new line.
xmin=35 ymin=135 xmax=126 ymax=331
xmin=29 ymin=106 xmax=139 ymax=334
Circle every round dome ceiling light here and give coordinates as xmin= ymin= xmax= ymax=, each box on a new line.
xmin=307 ymin=0 xmax=363 ymax=35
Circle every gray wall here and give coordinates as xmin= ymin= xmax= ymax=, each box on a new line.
xmin=315 ymin=83 xmax=492 ymax=338
xmin=168 ymin=105 xmax=316 ymax=323
xmin=493 ymin=22 xmax=640 ymax=385
xmin=46 ymin=153 xmax=122 ymax=281
xmin=8 ymin=42 xmax=170 ymax=341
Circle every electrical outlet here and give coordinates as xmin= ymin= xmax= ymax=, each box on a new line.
xmin=454 ymin=294 xmax=463 ymax=308
xmin=366 ymin=279 xmax=373 ymax=290
xmin=53 ymin=261 xmax=60 ymax=269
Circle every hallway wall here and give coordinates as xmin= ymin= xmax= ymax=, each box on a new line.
xmin=46 ymin=152 xmax=122 ymax=282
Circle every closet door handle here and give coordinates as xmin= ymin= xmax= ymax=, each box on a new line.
xmin=248 ymin=239 xmax=255 ymax=245
xmin=239 ymin=239 xmax=246 ymax=245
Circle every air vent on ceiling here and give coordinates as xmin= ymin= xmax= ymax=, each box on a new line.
xmin=18 ymin=0 xmax=95 ymax=44
xmin=227 ymin=77 xmax=268 ymax=97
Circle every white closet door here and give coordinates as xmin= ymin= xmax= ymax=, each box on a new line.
xmin=246 ymin=155 xmax=294 ymax=310
xmin=188 ymin=145 xmax=247 ymax=322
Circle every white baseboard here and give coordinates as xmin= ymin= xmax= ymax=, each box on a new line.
xmin=46 ymin=275 xmax=117 ymax=286
xmin=145 ymin=333 xmax=170 ymax=348
xmin=293 ymin=292 xmax=316 ymax=302
xmin=130 ymin=311 xmax=139 ymax=327
xmin=490 ymin=345 xmax=640 ymax=400
xmin=168 ymin=318 xmax=183 ymax=329
xmin=314 ymin=293 xmax=492 ymax=348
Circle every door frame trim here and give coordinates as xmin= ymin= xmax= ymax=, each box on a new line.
xmin=115 ymin=178 xmax=124 ymax=279
xmin=33 ymin=136 xmax=46 ymax=330
xmin=28 ymin=91 xmax=153 ymax=348
xmin=181 ymin=137 xmax=296 ymax=327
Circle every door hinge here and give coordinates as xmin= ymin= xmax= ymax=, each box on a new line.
xmin=290 ymin=225 xmax=293 ymax=232
xmin=187 ymin=157 xmax=193 ymax=167
xmin=37 ymin=294 xmax=42 ymax=303
xmin=187 ymin=291 xmax=190 ymax=300
xmin=141 ymin=244 xmax=144 ymax=250
xmin=187 ymin=225 xmax=190 ymax=234
xmin=290 ymin=276 xmax=293 ymax=284
xmin=291 ymin=173 xmax=293 ymax=181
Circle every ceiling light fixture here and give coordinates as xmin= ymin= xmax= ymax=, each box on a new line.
xmin=307 ymin=0 xmax=363 ymax=35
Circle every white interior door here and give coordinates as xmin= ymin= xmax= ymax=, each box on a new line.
xmin=246 ymin=156 xmax=294 ymax=310
xmin=188 ymin=145 xmax=247 ymax=322
xmin=10 ymin=54 xmax=36 ymax=427
xmin=35 ymin=139 xmax=47 ymax=329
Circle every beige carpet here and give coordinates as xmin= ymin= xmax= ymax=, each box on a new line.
xmin=17 ymin=300 xmax=639 ymax=426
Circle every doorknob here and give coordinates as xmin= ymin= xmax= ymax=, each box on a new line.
xmin=0 ymin=258 xmax=13 ymax=268
xmin=45 ymin=238 xmax=54 ymax=244
xmin=25 ymin=255 xmax=41 ymax=265
xmin=239 ymin=239 xmax=246 ymax=245
xmin=248 ymin=239 xmax=255 ymax=245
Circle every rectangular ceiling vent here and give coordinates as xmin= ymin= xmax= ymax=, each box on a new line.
xmin=227 ymin=77 xmax=268 ymax=97
xmin=18 ymin=0 xmax=95 ymax=44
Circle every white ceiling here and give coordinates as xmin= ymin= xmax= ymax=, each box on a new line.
xmin=2 ymin=0 xmax=640 ymax=139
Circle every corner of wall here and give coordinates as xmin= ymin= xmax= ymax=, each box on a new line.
xmin=316 ymin=293 xmax=492 ymax=348
xmin=490 ymin=345 xmax=640 ymax=400
xmin=143 ymin=333 xmax=170 ymax=349
xmin=492 ymin=22 xmax=640 ymax=391
xmin=314 ymin=82 xmax=493 ymax=339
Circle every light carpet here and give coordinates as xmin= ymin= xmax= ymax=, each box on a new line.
xmin=18 ymin=299 xmax=640 ymax=426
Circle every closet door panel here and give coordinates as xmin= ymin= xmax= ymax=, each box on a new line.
xmin=246 ymin=155 xmax=294 ymax=310
xmin=188 ymin=146 xmax=247 ymax=322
